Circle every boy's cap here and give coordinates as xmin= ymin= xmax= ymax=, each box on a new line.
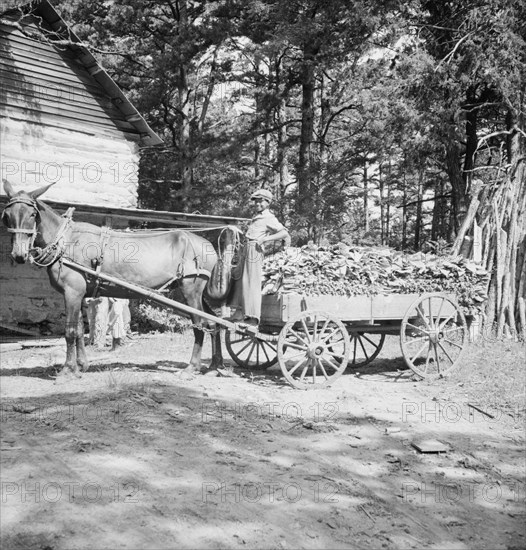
xmin=250 ymin=189 xmax=273 ymax=201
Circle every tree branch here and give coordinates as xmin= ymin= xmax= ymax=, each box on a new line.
xmin=398 ymin=194 xmax=452 ymax=208
xmin=434 ymin=32 xmax=473 ymax=72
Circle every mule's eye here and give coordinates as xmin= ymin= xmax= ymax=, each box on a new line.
xmin=30 ymin=212 xmax=37 ymax=218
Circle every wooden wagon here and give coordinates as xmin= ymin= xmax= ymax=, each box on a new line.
xmin=225 ymin=292 xmax=469 ymax=389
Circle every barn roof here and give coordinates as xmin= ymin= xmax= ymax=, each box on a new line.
xmin=0 ymin=0 xmax=163 ymax=147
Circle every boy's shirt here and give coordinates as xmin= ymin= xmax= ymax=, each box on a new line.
xmin=245 ymin=209 xmax=286 ymax=241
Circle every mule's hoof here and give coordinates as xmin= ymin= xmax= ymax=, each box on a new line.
xmin=203 ymin=370 xmax=219 ymax=377
xmin=54 ymin=369 xmax=80 ymax=383
xmin=179 ymin=367 xmax=200 ymax=380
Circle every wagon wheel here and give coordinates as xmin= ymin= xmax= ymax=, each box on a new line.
xmin=225 ymin=330 xmax=278 ymax=370
xmin=277 ymin=311 xmax=351 ymax=390
xmin=400 ymin=293 xmax=468 ymax=379
xmin=348 ymin=332 xmax=385 ymax=368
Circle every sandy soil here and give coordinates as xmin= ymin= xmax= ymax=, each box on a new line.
xmin=0 ymin=332 xmax=524 ymax=550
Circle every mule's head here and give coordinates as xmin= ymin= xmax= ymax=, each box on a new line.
xmin=1 ymin=179 xmax=55 ymax=263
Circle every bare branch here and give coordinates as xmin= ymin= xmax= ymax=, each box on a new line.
xmin=434 ymin=32 xmax=473 ymax=72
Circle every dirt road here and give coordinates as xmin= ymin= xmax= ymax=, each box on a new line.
xmin=1 ymin=333 xmax=524 ymax=549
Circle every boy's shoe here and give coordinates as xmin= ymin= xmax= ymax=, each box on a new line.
xmin=227 ymin=309 xmax=244 ymax=322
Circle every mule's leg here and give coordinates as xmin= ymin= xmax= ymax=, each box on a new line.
xmin=76 ymin=315 xmax=89 ymax=372
xmin=62 ymin=290 xmax=83 ymax=378
xmin=47 ymin=264 xmax=86 ymax=379
xmin=178 ymin=277 xmax=210 ymax=373
xmin=187 ymin=323 xmax=205 ymax=373
xmin=203 ymin=300 xmax=224 ymax=370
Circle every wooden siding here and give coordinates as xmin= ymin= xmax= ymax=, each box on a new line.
xmin=0 ymin=19 xmax=142 ymax=208
xmin=0 ymin=229 xmax=66 ymax=332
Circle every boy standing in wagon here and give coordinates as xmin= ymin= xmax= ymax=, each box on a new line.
xmin=229 ymin=189 xmax=290 ymax=327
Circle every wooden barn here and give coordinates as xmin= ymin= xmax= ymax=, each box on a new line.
xmin=0 ymin=0 xmax=244 ymax=335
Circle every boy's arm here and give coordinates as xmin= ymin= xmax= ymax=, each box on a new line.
xmin=260 ymin=228 xmax=289 ymax=244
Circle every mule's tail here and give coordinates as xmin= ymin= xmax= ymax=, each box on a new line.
xmin=205 ymin=226 xmax=242 ymax=302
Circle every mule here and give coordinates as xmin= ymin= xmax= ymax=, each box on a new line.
xmin=1 ymin=179 xmax=238 ymax=379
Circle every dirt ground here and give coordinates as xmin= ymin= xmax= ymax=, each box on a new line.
xmin=0 ymin=331 xmax=524 ymax=550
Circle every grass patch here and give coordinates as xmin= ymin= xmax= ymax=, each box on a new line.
xmin=436 ymin=338 xmax=525 ymax=420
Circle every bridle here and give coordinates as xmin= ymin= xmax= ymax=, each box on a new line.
xmin=2 ymin=197 xmax=75 ymax=266
xmin=2 ymin=196 xmax=39 ymax=249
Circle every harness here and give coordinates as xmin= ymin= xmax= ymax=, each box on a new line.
xmin=30 ymin=207 xmax=75 ymax=267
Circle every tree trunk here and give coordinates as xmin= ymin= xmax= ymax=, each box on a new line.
xmin=363 ymin=159 xmax=369 ymax=234
xmin=463 ymin=90 xmax=478 ymax=179
xmin=178 ymin=0 xmax=192 ymax=197
xmin=402 ymin=159 xmax=407 ymax=249
xmin=445 ymin=123 xmax=468 ymax=234
xmin=386 ymin=160 xmax=392 ymax=246
xmin=274 ymin=56 xmax=289 ymax=219
xmin=379 ymin=163 xmax=385 ymax=245
xmin=297 ymin=42 xmax=317 ymax=219
xmin=414 ymin=168 xmax=424 ymax=250
xmin=316 ymin=75 xmax=329 ymax=244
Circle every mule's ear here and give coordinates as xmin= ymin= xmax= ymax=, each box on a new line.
xmin=2 ymin=179 xmax=16 ymax=198
xmin=29 ymin=182 xmax=56 ymax=200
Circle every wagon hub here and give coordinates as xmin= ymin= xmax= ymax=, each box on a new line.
xmin=306 ymin=343 xmax=325 ymax=359
xmin=428 ymin=330 xmax=444 ymax=345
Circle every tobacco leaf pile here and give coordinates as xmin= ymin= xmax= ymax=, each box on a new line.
xmin=262 ymin=243 xmax=489 ymax=315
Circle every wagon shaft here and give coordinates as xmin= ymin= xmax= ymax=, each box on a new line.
xmin=62 ymin=259 xmax=234 ymax=329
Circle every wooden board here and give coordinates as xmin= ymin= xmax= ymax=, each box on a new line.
xmin=261 ymin=293 xmax=457 ymax=324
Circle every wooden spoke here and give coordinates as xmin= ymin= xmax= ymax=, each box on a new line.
xmin=283 ymin=340 xmax=309 ymax=352
xmin=416 ymin=304 xmax=432 ymax=330
xmin=317 ymin=358 xmax=330 ymax=380
xmin=434 ymin=343 xmax=441 ymax=374
xmin=357 ymin=336 xmax=370 ymax=362
xmin=317 ymin=318 xmax=331 ymax=341
xmin=406 ymin=323 xmax=429 ymax=335
xmin=298 ymin=361 xmax=310 ymax=382
xmin=288 ymin=356 xmax=308 ymax=377
xmin=443 ymin=338 xmax=464 ymax=349
xmin=300 ymin=318 xmax=311 ymax=343
xmin=438 ymin=313 xmax=456 ymax=331
xmin=325 ymin=350 xmax=348 ymax=361
xmin=348 ymin=333 xmax=385 ymax=368
xmin=225 ymin=330 xmax=278 ymax=370
xmin=438 ymin=341 xmax=455 ymax=364
xmin=289 ymin=327 xmax=310 ymax=347
xmin=410 ymin=340 xmax=431 ymax=364
xmin=322 ymin=356 xmax=342 ymax=372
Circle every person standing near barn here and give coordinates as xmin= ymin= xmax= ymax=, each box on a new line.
xmin=229 ymin=189 xmax=290 ymax=327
